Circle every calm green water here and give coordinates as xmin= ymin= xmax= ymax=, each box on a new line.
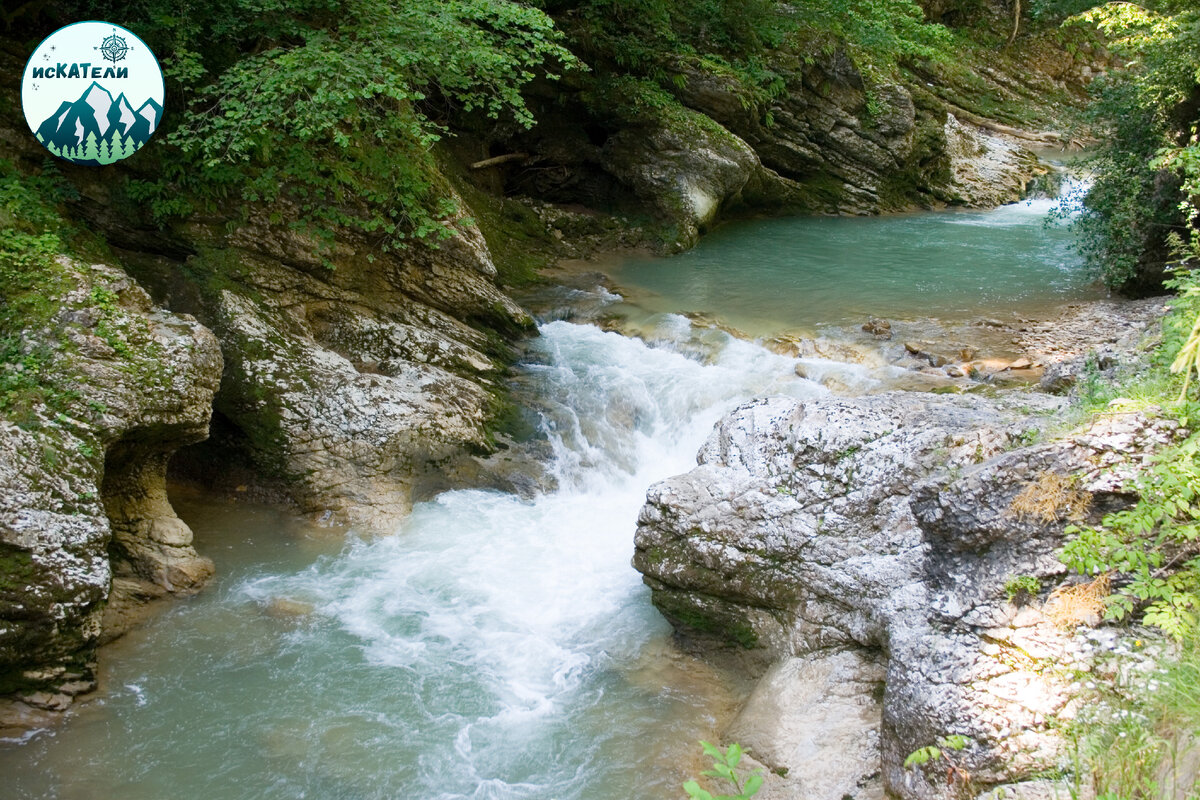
xmin=602 ymin=193 xmax=1102 ymax=337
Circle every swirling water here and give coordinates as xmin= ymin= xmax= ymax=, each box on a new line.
xmin=2 ymin=319 xmax=841 ymax=800
xmin=1 ymin=192 xmax=1096 ymax=799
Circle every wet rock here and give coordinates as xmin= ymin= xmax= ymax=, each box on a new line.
xmin=904 ymin=340 xmax=978 ymax=367
xmin=883 ymin=371 xmax=959 ymax=393
xmin=20 ymin=692 xmax=72 ymax=712
xmin=1 ymin=259 xmax=222 ymax=713
xmin=863 ymin=317 xmax=893 ymax=339
xmin=767 ymin=335 xmax=877 ymax=365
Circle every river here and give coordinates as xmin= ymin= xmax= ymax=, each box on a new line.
xmin=0 ymin=191 xmax=1099 ymax=799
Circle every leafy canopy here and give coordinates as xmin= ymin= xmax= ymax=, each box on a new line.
xmin=1061 ymin=1 xmax=1200 ymax=288
xmin=96 ymin=0 xmax=578 ymax=250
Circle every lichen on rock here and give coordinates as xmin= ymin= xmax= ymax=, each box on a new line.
xmin=0 ymin=258 xmax=222 ymax=719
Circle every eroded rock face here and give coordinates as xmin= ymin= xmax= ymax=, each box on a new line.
xmin=0 ymin=259 xmax=221 ymax=713
xmin=162 ymin=207 xmax=536 ymax=532
xmin=941 ymin=114 xmax=1045 ymax=207
xmin=602 ymin=109 xmax=763 ymax=250
xmin=634 ymin=394 xmax=1179 ymax=800
xmin=560 ymin=55 xmax=1049 ymax=247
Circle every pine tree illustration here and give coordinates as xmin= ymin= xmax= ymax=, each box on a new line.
xmin=82 ymin=132 xmax=99 ymax=163
xmin=99 ymin=138 xmax=112 ymax=164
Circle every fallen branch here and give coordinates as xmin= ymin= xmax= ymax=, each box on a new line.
xmin=470 ymin=153 xmax=529 ymax=170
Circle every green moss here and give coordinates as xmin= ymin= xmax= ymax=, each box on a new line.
xmin=481 ymin=388 xmax=540 ymax=450
xmin=875 ymin=115 xmax=955 ymax=209
xmin=652 ymin=590 xmax=760 ymax=649
xmin=0 ymin=546 xmax=36 ymax=598
xmin=440 ymin=155 xmax=557 ymax=290
xmin=0 ymin=162 xmax=85 ymax=428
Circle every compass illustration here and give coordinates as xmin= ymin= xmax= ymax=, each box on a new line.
xmin=97 ymin=31 xmax=129 ymax=63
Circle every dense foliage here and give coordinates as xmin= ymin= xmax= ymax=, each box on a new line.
xmin=1061 ymin=273 xmax=1200 ymax=638
xmin=40 ymin=0 xmax=953 ymax=252
xmin=1047 ymin=261 xmax=1200 ymax=800
xmin=58 ymin=0 xmax=577 ymax=252
xmin=1064 ymin=2 xmax=1200 ymax=290
xmin=554 ymin=0 xmax=948 ymax=80
xmin=1061 ymin=434 xmax=1200 ymax=639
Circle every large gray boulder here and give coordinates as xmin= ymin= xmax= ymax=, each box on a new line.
xmin=634 ymin=394 xmax=1178 ymax=800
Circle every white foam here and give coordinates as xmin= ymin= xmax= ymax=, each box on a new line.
xmin=237 ymin=318 xmax=825 ymax=796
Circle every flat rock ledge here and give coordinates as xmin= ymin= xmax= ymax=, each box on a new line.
xmin=634 ymin=392 xmax=1179 ymax=800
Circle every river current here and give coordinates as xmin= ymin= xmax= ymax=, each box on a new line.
xmin=1 ymin=191 xmax=1098 ymax=799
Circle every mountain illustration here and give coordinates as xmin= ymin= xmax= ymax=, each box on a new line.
xmin=35 ymin=82 xmax=162 ymax=165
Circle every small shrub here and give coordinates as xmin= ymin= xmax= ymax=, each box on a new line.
xmin=1005 ymin=574 xmax=1041 ymax=605
xmin=1061 ymin=434 xmax=1200 ymax=640
xmin=904 ymin=735 xmax=973 ymax=795
xmin=684 ymin=741 xmax=763 ymax=800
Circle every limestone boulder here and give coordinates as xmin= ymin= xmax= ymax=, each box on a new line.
xmin=0 ymin=259 xmax=221 ymax=714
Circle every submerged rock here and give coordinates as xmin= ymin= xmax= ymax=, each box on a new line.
xmin=863 ymin=317 xmax=893 ymax=339
xmin=634 ymin=393 xmax=1179 ymax=800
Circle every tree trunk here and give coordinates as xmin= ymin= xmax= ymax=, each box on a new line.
xmin=1007 ymin=0 xmax=1021 ymax=45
